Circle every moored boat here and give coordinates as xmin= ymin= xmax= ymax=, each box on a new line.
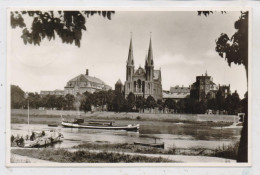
xmin=134 ymin=142 xmax=164 ymax=149
xmin=61 ymin=118 xmax=139 ymax=131
xmin=15 ymin=129 xmax=64 ymax=148
xmin=48 ymin=124 xmax=58 ymax=127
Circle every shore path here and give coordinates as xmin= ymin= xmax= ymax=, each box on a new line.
xmin=11 ymin=153 xmax=53 ymax=163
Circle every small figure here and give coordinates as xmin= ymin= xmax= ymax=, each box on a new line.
xmin=30 ymin=132 xmax=35 ymax=141
xmin=42 ymin=131 xmax=45 ymax=136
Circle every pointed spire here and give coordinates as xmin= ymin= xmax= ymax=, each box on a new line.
xmin=205 ymin=70 xmax=208 ymax=76
xmin=147 ymin=32 xmax=154 ymax=66
xmin=145 ymin=50 xmax=148 ymax=66
xmin=127 ymin=33 xmax=134 ymax=66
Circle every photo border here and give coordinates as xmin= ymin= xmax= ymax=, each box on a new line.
xmin=5 ymin=6 xmax=252 ymax=167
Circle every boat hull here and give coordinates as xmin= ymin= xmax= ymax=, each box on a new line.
xmin=61 ymin=122 xmax=139 ymax=131
xmin=134 ymin=142 xmax=164 ymax=149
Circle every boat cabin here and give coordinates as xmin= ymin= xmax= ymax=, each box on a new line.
xmin=73 ymin=118 xmax=84 ymax=124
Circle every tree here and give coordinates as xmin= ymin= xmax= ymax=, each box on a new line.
xmin=224 ymin=92 xmax=241 ymax=115
xmin=126 ymin=92 xmax=136 ymax=111
xmin=207 ymin=98 xmax=217 ymax=111
xmin=105 ymin=90 xmax=115 ymax=111
xmin=56 ymin=96 xmax=66 ymax=110
xmin=11 ymin=11 xmax=115 ymax=47
xmin=11 ymin=85 xmax=25 ymax=109
xmin=157 ymin=99 xmax=164 ymax=113
xmin=230 ymin=91 xmax=241 ymax=114
xmin=215 ymin=12 xmax=248 ymax=79
xmin=65 ymin=94 xmax=75 ymax=110
xmin=199 ymin=11 xmax=249 ymax=162
xmin=135 ymin=96 xmax=145 ymax=113
xmin=113 ymin=93 xmax=125 ymax=112
xmin=146 ymin=96 xmax=156 ymax=112
xmin=80 ymin=91 xmax=93 ymax=112
xmin=216 ymin=90 xmax=225 ymax=111
xmin=46 ymin=95 xmax=57 ymax=109
xmin=164 ymin=99 xmax=176 ymax=113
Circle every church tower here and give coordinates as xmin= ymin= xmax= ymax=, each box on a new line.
xmin=126 ymin=35 xmax=135 ymax=81
xmin=145 ymin=35 xmax=154 ymax=81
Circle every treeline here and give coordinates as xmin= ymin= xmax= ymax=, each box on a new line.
xmin=11 ymin=85 xmax=76 ymax=110
xmin=80 ymin=90 xmax=247 ymax=115
xmin=11 ymin=85 xmax=247 ymax=115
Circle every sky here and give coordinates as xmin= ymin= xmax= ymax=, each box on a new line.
xmin=9 ymin=11 xmax=247 ymax=98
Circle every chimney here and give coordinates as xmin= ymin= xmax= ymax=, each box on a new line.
xmin=86 ymin=69 xmax=89 ymax=76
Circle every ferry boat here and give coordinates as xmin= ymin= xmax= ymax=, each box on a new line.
xmin=20 ymin=129 xmax=63 ymax=148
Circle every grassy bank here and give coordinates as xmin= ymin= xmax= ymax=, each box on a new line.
xmin=11 ymin=109 xmax=238 ymax=123
xmin=11 ymin=113 xmax=233 ymax=127
xmin=73 ymin=142 xmax=239 ymax=160
xmin=74 ymin=142 xmax=177 ymax=155
xmin=209 ymin=142 xmax=239 ymax=160
xmin=11 ymin=148 xmax=172 ymax=163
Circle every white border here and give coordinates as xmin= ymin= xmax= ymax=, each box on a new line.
xmin=3 ymin=3 xmax=253 ymax=169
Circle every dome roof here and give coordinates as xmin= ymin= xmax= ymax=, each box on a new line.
xmin=116 ymin=79 xmax=123 ymax=85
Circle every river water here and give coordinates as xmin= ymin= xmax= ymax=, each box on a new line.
xmin=11 ymin=120 xmax=241 ymax=150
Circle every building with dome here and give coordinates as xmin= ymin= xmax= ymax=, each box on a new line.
xmin=64 ymin=69 xmax=111 ymax=96
xmin=123 ymin=36 xmax=162 ymax=100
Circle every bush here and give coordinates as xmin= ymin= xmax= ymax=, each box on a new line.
xmin=212 ymin=142 xmax=239 ymax=160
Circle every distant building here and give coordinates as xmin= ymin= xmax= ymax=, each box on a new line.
xmin=64 ymin=69 xmax=111 ymax=96
xmin=163 ymin=85 xmax=190 ymax=102
xmin=115 ymin=79 xmax=124 ymax=94
xmin=124 ymin=36 xmax=162 ymax=100
xmin=190 ymin=72 xmax=218 ymax=101
xmin=218 ymin=84 xmax=231 ymax=98
xmin=40 ymin=89 xmax=64 ymax=96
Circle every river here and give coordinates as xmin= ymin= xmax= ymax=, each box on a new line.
xmin=11 ymin=120 xmax=241 ymax=150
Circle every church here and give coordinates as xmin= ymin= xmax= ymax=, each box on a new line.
xmin=123 ymin=36 xmax=163 ymax=101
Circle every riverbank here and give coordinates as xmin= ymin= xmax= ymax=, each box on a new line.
xmin=11 ymin=109 xmax=237 ymax=125
xmin=11 ymin=148 xmax=172 ymax=163
xmin=11 ymin=146 xmax=236 ymax=163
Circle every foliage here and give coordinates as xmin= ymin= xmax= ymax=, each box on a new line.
xmin=164 ymin=99 xmax=175 ymax=110
xmin=156 ymin=99 xmax=164 ymax=112
xmin=113 ymin=93 xmax=126 ymax=112
xmin=126 ymin=92 xmax=136 ymax=111
xmin=11 ymin=10 xmax=115 ymax=47
xmin=11 ymin=85 xmax=25 ymax=109
xmin=224 ymin=92 xmax=241 ymax=115
xmin=11 ymin=148 xmax=171 ymax=163
xmin=215 ymin=12 xmax=248 ymax=77
xmin=146 ymin=95 xmax=157 ymax=111
xmin=135 ymin=96 xmax=146 ymax=113
xmin=64 ymin=94 xmax=75 ymax=110
xmin=211 ymin=142 xmax=239 ymax=160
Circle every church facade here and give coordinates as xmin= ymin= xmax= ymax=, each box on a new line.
xmin=124 ymin=37 xmax=162 ymax=101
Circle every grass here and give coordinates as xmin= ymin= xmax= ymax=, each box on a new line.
xmin=11 ymin=148 xmax=172 ymax=163
xmin=209 ymin=142 xmax=239 ymax=160
xmin=73 ymin=142 xmax=177 ymax=155
xmin=73 ymin=142 xmax=218 ymax=157
xmin=11 ymin=113 xmax=233 ymax=127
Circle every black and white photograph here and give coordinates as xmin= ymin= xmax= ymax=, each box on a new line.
xmin=6 ymin=8 xmax=250 ymax=166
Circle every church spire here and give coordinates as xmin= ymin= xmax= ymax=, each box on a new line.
xmin=127 ymin=33 xmax=134 ymax=66
xmin=147 ymin=32 xmax=154 ymax=66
